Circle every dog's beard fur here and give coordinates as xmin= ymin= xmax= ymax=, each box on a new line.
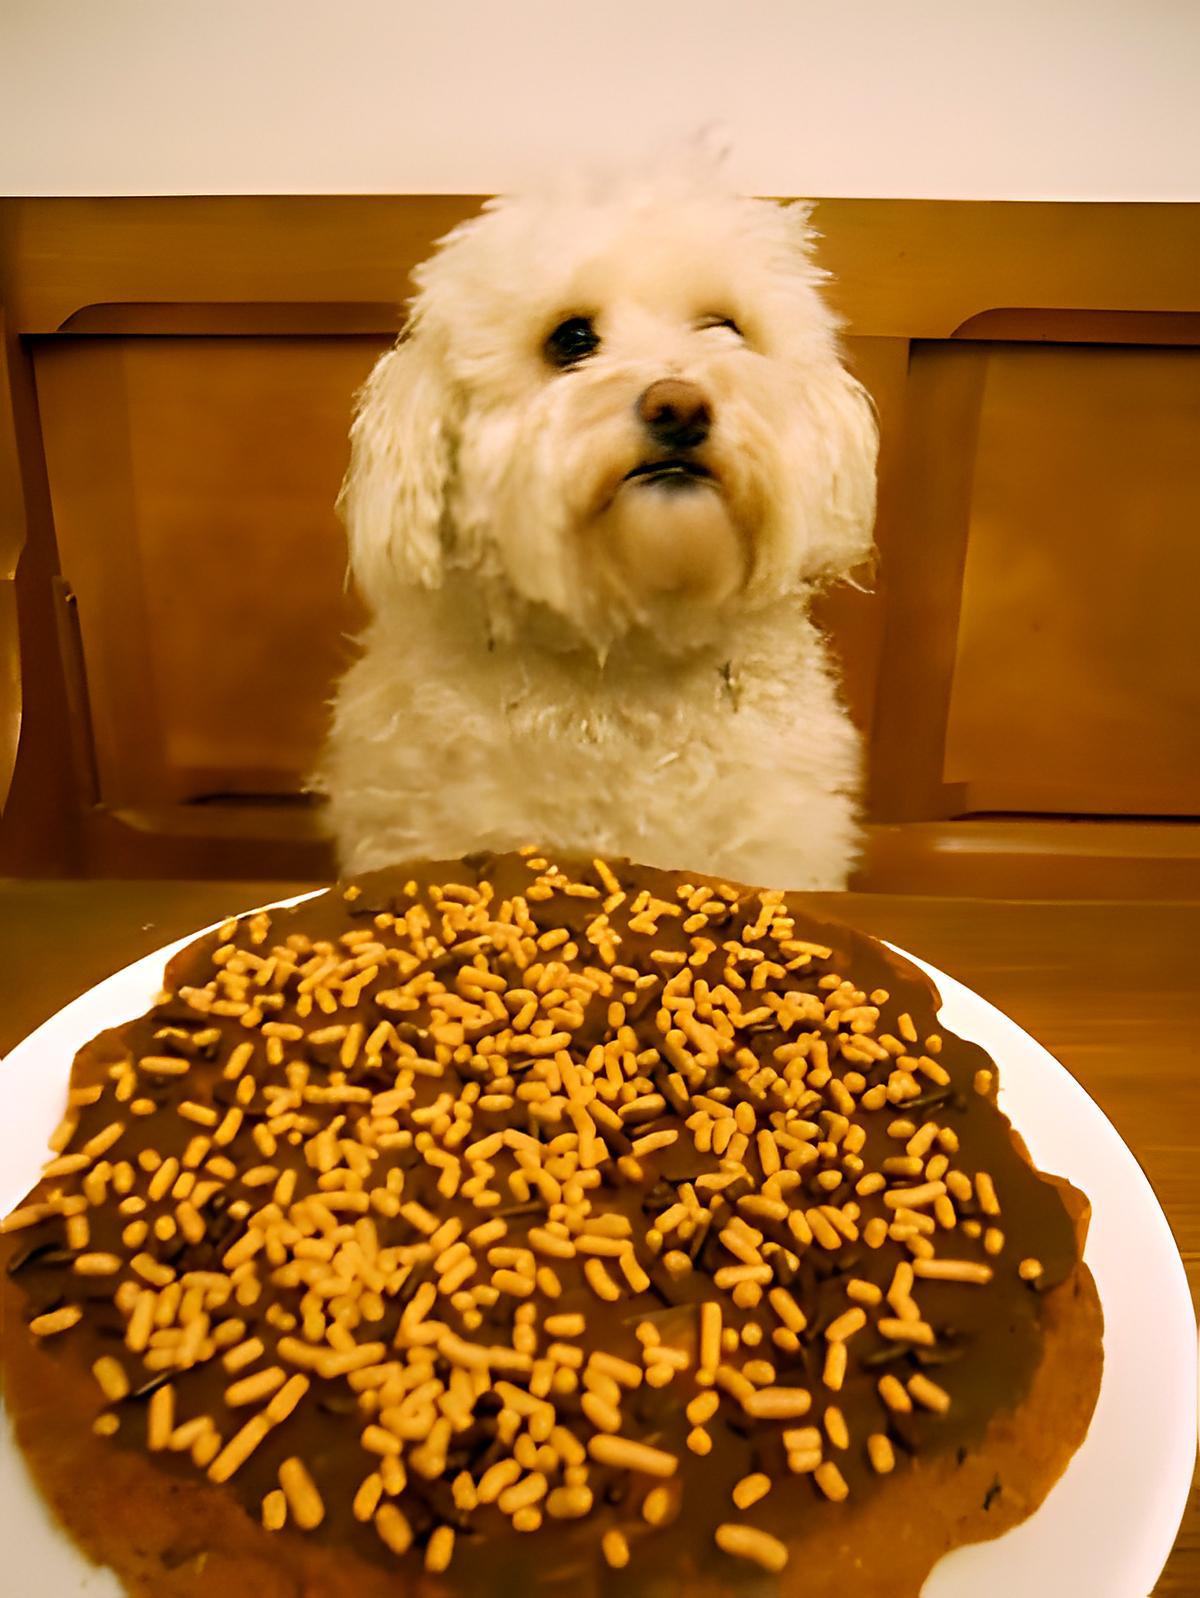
xmin=340 ymin=175 xmax=878 ymax=659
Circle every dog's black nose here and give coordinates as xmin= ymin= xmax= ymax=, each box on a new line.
xmin=637 ymin=379 xmax=712 ymax=451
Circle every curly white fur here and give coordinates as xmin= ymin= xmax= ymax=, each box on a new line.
xmin=320 ymin=164 xmax=878 ymax=889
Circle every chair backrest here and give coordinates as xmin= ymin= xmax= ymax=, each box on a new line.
xmin=2 ymin=197 xmax=1198 ymax=882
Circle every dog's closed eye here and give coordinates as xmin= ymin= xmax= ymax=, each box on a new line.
xmin=696 ymin=314 xmax=744 ymax=339
xmin=544 ymin=315 xmax=600 ymax=370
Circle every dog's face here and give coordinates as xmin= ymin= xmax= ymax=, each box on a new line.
xmin=341 ymin=177 xmax=878 ymax=652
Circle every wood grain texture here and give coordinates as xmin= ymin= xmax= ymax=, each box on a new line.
xmin=941 ymin=344 xmax=1200 ymax=817
xmin=32 ymin=335 xmax=379 ymax=805
xmin=0 ymin=880 xmax=1195 ymax=1591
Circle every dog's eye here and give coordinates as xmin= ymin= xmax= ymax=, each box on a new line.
xmin=698 ymin=315 xmax=744 ymax=338
xmin=544 ymin=316 xmax=600 ymax=369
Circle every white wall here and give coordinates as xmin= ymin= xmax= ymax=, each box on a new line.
xmin=2 ymin=0 xmax=1198 ymax=201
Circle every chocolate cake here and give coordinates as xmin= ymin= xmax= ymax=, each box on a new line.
xmin=1 ymin=850 xmax=1103 ymax=1595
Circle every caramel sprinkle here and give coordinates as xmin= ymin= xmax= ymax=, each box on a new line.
xmin=279 ymin=1456 xmax=325 ymax=1530
xmin=716 ymin=1521 xmax=789 ymax=1572
xmin=0 ymin=848 xmax=1087 ymax=1585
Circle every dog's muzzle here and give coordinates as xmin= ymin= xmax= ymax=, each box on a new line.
xmin=627 ymin=379 xmax=715 ymax=489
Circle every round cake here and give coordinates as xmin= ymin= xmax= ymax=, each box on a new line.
xmin=1 ymin=850 xmax=1103 ymax=1595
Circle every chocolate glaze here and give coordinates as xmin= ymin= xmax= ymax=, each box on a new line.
xmin=1 ymin=851 xmax=1095 ymax=1595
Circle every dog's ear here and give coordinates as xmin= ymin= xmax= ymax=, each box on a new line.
xmin=337 ymin=334 xmax=460 ymax=596
xmin=795 ymin=362 xmax=879 ymax=584
xmin=774 ymin=200 xmax=879 ymax=581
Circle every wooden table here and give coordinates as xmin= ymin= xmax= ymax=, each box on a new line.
xmin=1 ymin=880 xmax=1196 ymax=1592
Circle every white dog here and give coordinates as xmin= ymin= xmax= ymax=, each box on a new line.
xmin=320 ymin=165 xmax=877 ymax=889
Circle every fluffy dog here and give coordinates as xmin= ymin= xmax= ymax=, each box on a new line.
xmin=320 ymin=166 xmax=878 ymax=889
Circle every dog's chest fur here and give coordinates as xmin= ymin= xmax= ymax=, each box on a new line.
xmin=322 ymin=583 xmax=861 ymax=890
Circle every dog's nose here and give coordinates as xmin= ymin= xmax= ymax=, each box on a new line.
xmin=636 ymin=378 xmax=712 ymax=451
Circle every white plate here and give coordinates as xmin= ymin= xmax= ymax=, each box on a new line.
xmin=1 ymin=900 xmax=1195 ymax=1595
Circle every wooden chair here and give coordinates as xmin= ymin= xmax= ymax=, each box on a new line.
xmin=2 ymin=197 xmax=1198 ymax=894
